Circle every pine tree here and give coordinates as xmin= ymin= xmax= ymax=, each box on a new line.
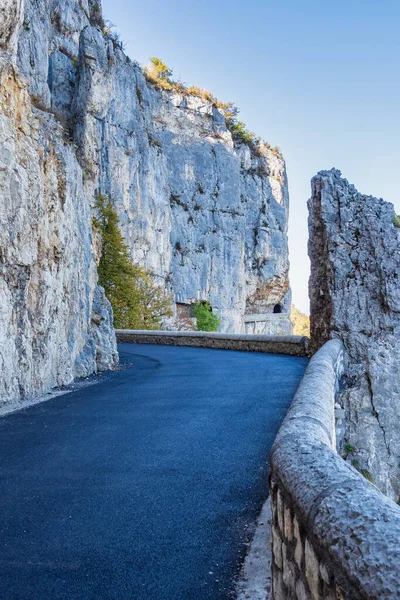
xmin=94 ymin=195 xmax=173 ymax=329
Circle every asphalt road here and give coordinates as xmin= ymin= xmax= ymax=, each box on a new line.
xmin=0 ymin=344 xmax=308 ymax=600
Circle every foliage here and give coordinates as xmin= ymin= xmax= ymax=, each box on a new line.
xmin=344 ymin=443 xmax=356 ymax=454
xmin=100 ymin=20 xmax=125 ymax=50
xmin=291 ymin=304 xmax=310 ymax=337
xmin=171 ymin=314 xmax=196 ymax=332
xmin=148 ymin=57 xmax=173 ymax=80
xmin=393 ymin=214 xmax=400 ymax=228
xmin=143 ymin=57 xmax=177 ymax=92
xmin=94 ymin=195 xmax=173 ymax=329
xmin=226 ymin=118 xmax=255 ymax=146
xmin=192 ymin=301 xmax=221 ymax=332
xmin=142 ymin=57 xmax=282 ymax=158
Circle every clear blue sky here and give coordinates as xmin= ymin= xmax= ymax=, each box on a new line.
xmin=102 ymin=0 xmax=400 ymax=314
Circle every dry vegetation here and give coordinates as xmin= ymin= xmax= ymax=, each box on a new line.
xmin=143 ymin=57 xmax=282 ymax=158
xmin=291 ymin=304 xmax=310 ymax=337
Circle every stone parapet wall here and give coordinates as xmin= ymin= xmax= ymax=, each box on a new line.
xmin=115 ymin=330 xmax=308 ymax=357
xmin=270 ymin=340 xmax=400 ymax=599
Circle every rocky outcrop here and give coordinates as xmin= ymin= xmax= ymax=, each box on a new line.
xmin=308 ymin=169 xmax=400 ymax=501
xmin=16 ymin=0 xmax=291 ymax=334
xmin=0 ymin=0 xmax=118 ymax=407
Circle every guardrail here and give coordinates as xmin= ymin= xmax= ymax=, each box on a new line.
xmin=269 ymin=339 xmax=400 ymax=599
xmin=115 ymin=330 xmax=309 ymax=357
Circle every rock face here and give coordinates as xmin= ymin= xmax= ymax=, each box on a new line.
xmin=308 ymin=169 xmax=400 ymax=501
xmin=0 ymin=0 xmax=118 ymax=407
xmin=16 ymin=0 xmax=291 ymax=334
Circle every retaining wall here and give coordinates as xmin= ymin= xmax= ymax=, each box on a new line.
xmin=115 ymin=330 xmax=309 ymax=357
xmin=269 ymin=339 xmax=400 ymax=599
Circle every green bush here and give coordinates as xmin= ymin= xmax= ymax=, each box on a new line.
xmin=225 ymin=118 xmax=255 ymax=146
xmin=94 ymin=195 xmax=172 ymax=329
xmin=393 ymin=214 xmax=400 ymax=228
xmin=344 ymin=443 xmax=356 ymax=454
xmin=192 ymin=301 xmax=221 ymax=332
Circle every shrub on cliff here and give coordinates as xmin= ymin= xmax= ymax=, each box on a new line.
xmin=192 ymin=302 xmax=221 ymax=332
xmin=147 ymin=57 xmax=172 ymax=81
xmin=143 ymin=57 xmax=183 ymax=93
xmin=393 ymin=214 xmax=400 ymax=228
xmin=94 ymin=195 xmax=173 ymax=329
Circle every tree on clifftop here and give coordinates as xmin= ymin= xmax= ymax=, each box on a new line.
xmin=94 ymin=195 xmax=173 ymax=329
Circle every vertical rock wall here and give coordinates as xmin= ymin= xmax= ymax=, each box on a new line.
xmin=308 ymin=169 xmax=400 ymax=500
xmin=16 ymin=0 xmax=292 ymax=335
xmin=0 ymin=0 xmax=118 ymax=408
xmin=72 ymin=22 xmax=291 ymax=333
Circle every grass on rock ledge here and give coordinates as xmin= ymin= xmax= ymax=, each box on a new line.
xmin=142 ymin=57 xmax=282 ymax=159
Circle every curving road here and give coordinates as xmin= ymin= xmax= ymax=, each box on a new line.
xmin=0 ymin=344 xmax=307 ymax=600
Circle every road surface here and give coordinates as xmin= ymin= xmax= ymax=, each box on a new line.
xmin=0 ymin=344 xmax=308 ymax=600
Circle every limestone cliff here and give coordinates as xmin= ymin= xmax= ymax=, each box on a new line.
xmin=0 ymin=0 xmax=118 ymax=407
xmin=16 ymin=0 xmax=291 ymax=334
xmin=308 ymin=169 xmax=400 ymax=501
xmin=0 ymin=0 xmax=291 ymax=406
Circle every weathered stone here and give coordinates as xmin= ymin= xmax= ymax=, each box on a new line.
xmin=272 ymin=525 xmax=283 ymax=570
xmin=272 ymin=569 xmax=285 ymax=600
xmin=335 ymin=586 xmax=345 ymax=600
xmin=70 ymin=19 xmax=292 ymax=333
xmin=295 ymin=579 xmax=309 ymax=600
xmin=115 ymin=330 xmax=308 ymax=356
xmin=305 ymin=539 xmax=320 ymax=600
xmin=0 ymin=0 xmax=23 ymax=56
xmin=308 ymin=169 xmax=400 ymax=499
xmin=293 ymin=517 xmax=303 ymax=569
xmin=319 ymin=563 xmax=329 ymax=585
xmin=282 ymin=552 xmax=296 ymax=590
xmin=284 ymin=506 xmax=293 ymax=541
xmin=276 ymin=489 xmax=284 ymax=532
